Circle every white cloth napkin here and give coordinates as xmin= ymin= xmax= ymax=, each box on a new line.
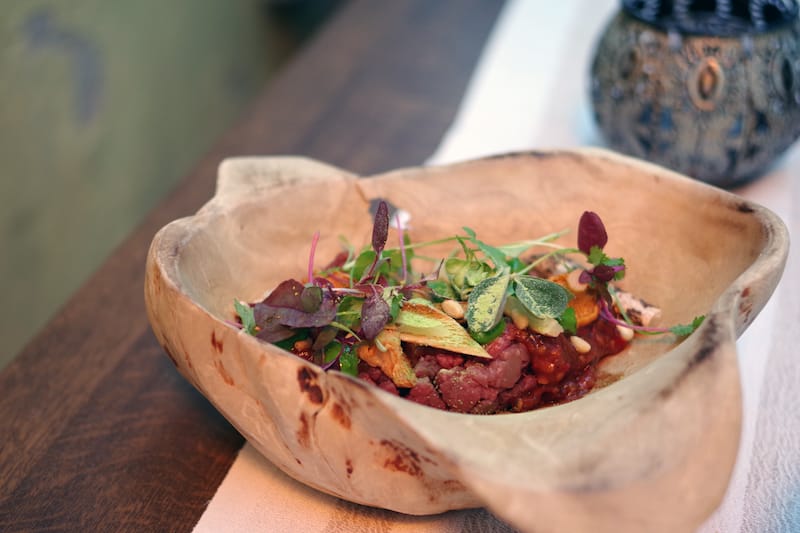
xmin=195 ymin=1 xmax=799 ymax=531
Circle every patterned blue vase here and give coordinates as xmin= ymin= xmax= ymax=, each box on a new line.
xmin=591 ymin=0 xmax=800 ymax=187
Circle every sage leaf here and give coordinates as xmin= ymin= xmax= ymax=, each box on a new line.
xmin=466 ymin=273 xmax=510 ymax=333
xmin=513 ymin=276 xmax=571 ymax=318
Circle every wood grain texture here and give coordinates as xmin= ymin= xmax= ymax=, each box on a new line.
xmin=0 ymin=0 xmax=504 ymax=531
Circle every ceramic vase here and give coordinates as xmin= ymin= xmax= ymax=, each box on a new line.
xmin=591 ymin=0 xmax=800 ymax=187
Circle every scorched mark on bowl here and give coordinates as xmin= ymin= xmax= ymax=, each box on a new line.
xmin=739 ymin=287 xmax=754 ymax=324
xmin=211 ymin=330 xmax=224 ymax=353
xmin=297 ymin=367 xmax=324 ymax=405
xmin=214 ymin=360 xmax=235 ymax=386
xmin=331 ymin=402 xmax=352 ymax=430
xmin=297 ymin=412 xmax=311 ymax=448
xmin=379 ymin=439 xmax=439 ymax=478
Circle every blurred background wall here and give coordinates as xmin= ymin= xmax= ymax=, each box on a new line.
xmin=0 ymin=0 xmax=342 ymax=369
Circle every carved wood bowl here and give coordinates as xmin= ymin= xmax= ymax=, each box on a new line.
xmin=144 ymin=149 xmax=787 ymax=533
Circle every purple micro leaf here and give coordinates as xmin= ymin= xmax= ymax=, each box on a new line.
xmin=312 ymin=277 xmax=334 ymax=290
xmin=323 ymin=250 xmax=349 ymax=270
xmin=592 ymin=264 xmax=617 ymax=283
xmin=578 ymin=211 xmax=608 ymax=254
xmin=578 ymin=269 xmax=593 ymax=285
xmin=372 ymin=200 xmax=390 ymax=255
xmin=397 ymin=212 xmax=408 ymax=284
xmin=312 ymin=326 xmax=339 ymax=352
xmin=308 ymin=231 xmax=320 ymax=285
xmin=363 ymin=201 xmax=390 ymax=281
xmin=299 ymin=285 xmax=323 ymax=313
xmin=263 ymin=279 xmax=308 ymax=311
xmin=259 ymin=279 xmax=337 ymax=328
xmin=252 ymin=304 xmax=296 ymax=342
xmin=260 ymin=301 xmax=337 ymax=328
xmin=255 ymin=325 xmax=296 ymax=343
xmin=359 ymin=284 xmax=390 ymax=340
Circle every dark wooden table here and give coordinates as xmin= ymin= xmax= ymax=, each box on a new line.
xmin=0 ymin=1 xmax=505 ymax=530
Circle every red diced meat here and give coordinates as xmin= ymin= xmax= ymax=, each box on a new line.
xmin=435 ymin=353 xmax=464 ymax=369
xmin=406 ymin=377 xmax=446 ymax=410
xmin=436 ymin=366 xmax=499 ymax=413
xmin=414 ymin=355 xmax=442 ymax=378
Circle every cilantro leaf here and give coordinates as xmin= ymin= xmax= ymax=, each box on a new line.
xmin=338 ymin=345 xmax=359 ymax=376
xmin=234 ymin=299 xmax=257 ymax=335
xmin=587 ymin=245 xmax=607 ymax=266
xmin=669 ymin=316 xmax=705 ymax=337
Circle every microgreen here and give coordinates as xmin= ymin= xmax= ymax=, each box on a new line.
xmin=348 ymin=250 xmax=372 ymax=284
xmin=427 ymin=279 xmax=457 ymax=301
xmin=577 ymin=213 xmax=626 ymax=287
xmin=599 ymin=298 xmax=704 ymax=337
xmin=669 ymin=316 xmax=706 ymax=337
xmin=397 ymin=213 xmax=409 ymax=283
xmin=360 ymin=284 xmax=391 ymax=340
xmin=558 ymin=307 xmax=577 ymax=335
xmin=236 ymin=206 xmax=705 ymax=377
xmin=338 ymin=344 xmax=359 ymax=376
xmin=234 ymin=299 xmax=257 ymax=335
xmin=323 ymin=341 xmax=342 ymax=364
xmin=372 ymin=201 xmax=389 ymax=253
xmin=363 ymin=200 xmax=390 ymax=281
xmin=578 ymin=211 xmax=607 ymax=254
xmin=308 ymin=231 xmax=320 ymax=285
xmin=463 ymin=226 xmax=509 ymax=271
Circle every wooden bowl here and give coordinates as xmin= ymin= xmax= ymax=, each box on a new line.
xmin=144 ymin=149 xmax=787 ymax=533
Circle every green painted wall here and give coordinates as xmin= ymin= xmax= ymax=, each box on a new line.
xmin=0 ymin=1 xmax=327 ymax=368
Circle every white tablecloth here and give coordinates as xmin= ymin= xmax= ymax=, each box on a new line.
xmin=194 ymin=1 xmax=799 ymax=531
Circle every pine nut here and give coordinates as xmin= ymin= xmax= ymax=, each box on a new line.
xmin=293 ymin=339 xmax=312 ymax=352
xmin=570 ymin=335 xmax=591 ymax=354
xmin=566 ymin=269 xmax=588 ymax=293
xmin=441 ymin=299 xmax=465 ymax=320
xmin=616 ymin=324 xmax=635 ymax=341
xmin=510 ymin=309 xmax=529 ymax=330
